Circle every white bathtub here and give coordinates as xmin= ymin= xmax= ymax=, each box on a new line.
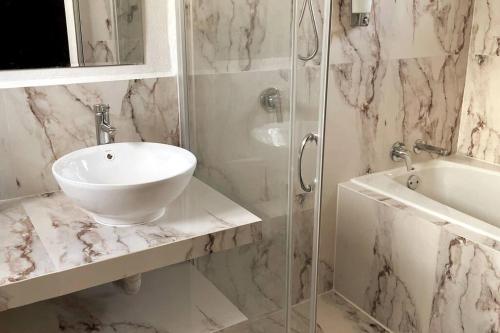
xmin=351 ymin=155 xmax=500 ymax=242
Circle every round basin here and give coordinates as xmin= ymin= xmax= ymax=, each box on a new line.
xmin=52 ymin=142 xmax=197 ymax=226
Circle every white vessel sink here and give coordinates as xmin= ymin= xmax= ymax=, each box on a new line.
xmin=52 ymin=142 xmax=197 ymax=226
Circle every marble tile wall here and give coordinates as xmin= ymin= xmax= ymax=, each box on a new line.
xmin=188 ymin=0 xmax=476 ymax=318
xmin=335 ymin=183 xmax=500 ymax=333
xmin=185 ymin=0 xmax=284 ymax=318
xmin=457 ymin=0 xmax=500 ymax=164
xmin=185 ymin=0 xmax=331 ymax=326
xmin=321 ymin=0 xmax=474 ymax=283
xmin=78 ymin=0 xmax=120 ymax=65
xmin=185 ymin=0 xmax=476 ymax=327
xmin=0 ymin=77 xmax=180 ymax=200
xmin=78 ymin=0 xmax=144 ymax=65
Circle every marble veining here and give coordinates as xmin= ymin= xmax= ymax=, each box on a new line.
xmin=430 ymin=233 xmax=500 ymax=333
xmin=457 ymin=0 xmax=500 ymax=164
xmin=336 ymin=181 xmax=500 ymax=333
xmin=0 ymin=178 xmax=262 ymax=311
xmin=0 ymin=262 xmax=248 ymax=333
xmin=0 ymin=77 xmax=179 ymax=200
xmin=471 ymin=0 xmax=500 ymax=56
xmin=221 ymin=291 xmax=388 ymax=333
xmin=185 ymin=0 xmax=292 ymax=73
xmin=185 ymin=0 xmax=475 ymax=327
xmin=0 ymin=201 xmax=54 ymax=286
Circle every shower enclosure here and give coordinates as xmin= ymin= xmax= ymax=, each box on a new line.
xmin=179 ymin=0 xmax=332 ymax=332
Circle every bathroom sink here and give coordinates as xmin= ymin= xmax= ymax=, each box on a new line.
xmin=52 ymin=142 xmax=197 ymax=226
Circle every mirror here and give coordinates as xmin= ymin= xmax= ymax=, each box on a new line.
xmin=0 ymin=0 xmax=144 ymax=71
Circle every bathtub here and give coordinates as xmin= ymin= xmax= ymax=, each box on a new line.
xmin=351 ymin=155 xmax=500 ymax=243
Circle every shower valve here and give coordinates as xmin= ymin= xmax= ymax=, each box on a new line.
xmin=351 ymin=0 xmax=373 ymax=27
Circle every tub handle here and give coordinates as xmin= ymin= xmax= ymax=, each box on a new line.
xmin=298 ymin=133 xmax=318 ymax=192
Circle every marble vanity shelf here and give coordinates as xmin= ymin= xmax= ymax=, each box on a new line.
xmin=0 ymin=178 xmax=262 ymax=311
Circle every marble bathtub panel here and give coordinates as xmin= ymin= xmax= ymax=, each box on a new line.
xmin=471 ymin=0 xmax=500 ymax=56
xmin=335 ymin=184 xmax=442 ymax=333
xmin=330 ymin=0 xmax=473 ymax=65
xmin=457 ymin=55 xmax=500 ymax=163
xmin=443 ymin=222 xmax=500 ymax=252
xmin=0 ymin=77 xmax=179 ymax=200
xmin=429 ymin=232 xmax=500 ymax=333
xmin=0 ymin=262 xmax=248 ymax=333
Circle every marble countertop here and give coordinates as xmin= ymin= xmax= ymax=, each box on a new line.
xmin=0 ymin=178 xmax=262 ymax=311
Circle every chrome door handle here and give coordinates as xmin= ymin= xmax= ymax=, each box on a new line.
xmin=298 ymin=132 xmax=318 ymax=192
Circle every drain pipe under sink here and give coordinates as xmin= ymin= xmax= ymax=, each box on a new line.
xmin=114 ymin=273 xmax=142 ymax=295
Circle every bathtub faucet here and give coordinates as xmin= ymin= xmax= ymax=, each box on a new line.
xmin=413 ymin=139 xmax=450 ymax=156
xmin=390 ymin=142 xmax=414 ymax=171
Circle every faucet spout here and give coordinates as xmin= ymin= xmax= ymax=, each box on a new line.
xmin=390 ymin=142 xmax=414 ymax=171
xmin=94 ymin=104 xmax=117 ymax=145
xmin=400 ymin=152 xmax=413 ymax=172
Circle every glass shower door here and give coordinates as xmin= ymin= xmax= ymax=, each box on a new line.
xmin=287 ymin=0 xmax=332 ymax=332
xmin=182 ymin=0 xmax=296 ymax=331
xmin=180 ymin=0 xmax=332 ymax=331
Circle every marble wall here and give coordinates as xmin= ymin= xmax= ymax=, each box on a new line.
xmin=0 ymin=77 xmax=180 ymax=200
xmin=335 ymin=183 xmax=500 ymax=333
xmin=185 ymin=0 xmax=329 ymax=327
xmin=184 ymin=0 xmax=476 ymax=327
xmin=77 ymin=0 xmax=144 ymax=65
xmin=457 ymin=0 xmax=500 ymax=164
xmin=321 ymin=0 xmax=474 ymax=280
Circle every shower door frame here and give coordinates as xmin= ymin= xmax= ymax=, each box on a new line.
xmin=175 ymin=0 xmax=334 ymax=331
xmin=286 ymin=0 xmax=333 ymax=332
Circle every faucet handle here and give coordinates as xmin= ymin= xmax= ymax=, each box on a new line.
xmin=390 ymin=142 xmax=408 ymax=161
xmin=93 ymin=104 xmax=110 ymax=114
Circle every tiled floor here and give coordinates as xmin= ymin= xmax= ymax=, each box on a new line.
xmin=0 ymin=263 xmax=247 ymax=333
xmin=0 ymin=262 xmax=386 ymax=333
xmin=221 ymin=291 xmax=389 ymax=333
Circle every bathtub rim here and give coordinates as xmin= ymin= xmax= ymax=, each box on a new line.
xmin=350 ymin=155 xmax=500 ymax=244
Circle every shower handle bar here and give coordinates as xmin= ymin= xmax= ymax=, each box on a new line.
xmin=298 ymin=132 xmax=319 ymax=192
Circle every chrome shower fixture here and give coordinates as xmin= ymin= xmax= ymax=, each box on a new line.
xmin=298 ymin=0 xmax=319 ymax=61
xmin=351 ymin=0 xmax=373 ymax=26
xmin=260 ymin=88 xmax=283 ymax=123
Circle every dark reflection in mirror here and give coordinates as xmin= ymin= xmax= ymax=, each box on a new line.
xmin=0 ymin=0 xmax=144 ymax=71
xmin=0 ymin=1 xmax=70 ymax=70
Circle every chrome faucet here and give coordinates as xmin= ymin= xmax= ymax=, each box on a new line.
xmin=413 ymin=139 xmax=450 ymax=156
xmin=260 ymin=88 xmax=283 ymax=123
xmin=94 ymin=104 xmax=117 ymax=145
xmin=391 ymin=142 xmax=414 ymax=171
